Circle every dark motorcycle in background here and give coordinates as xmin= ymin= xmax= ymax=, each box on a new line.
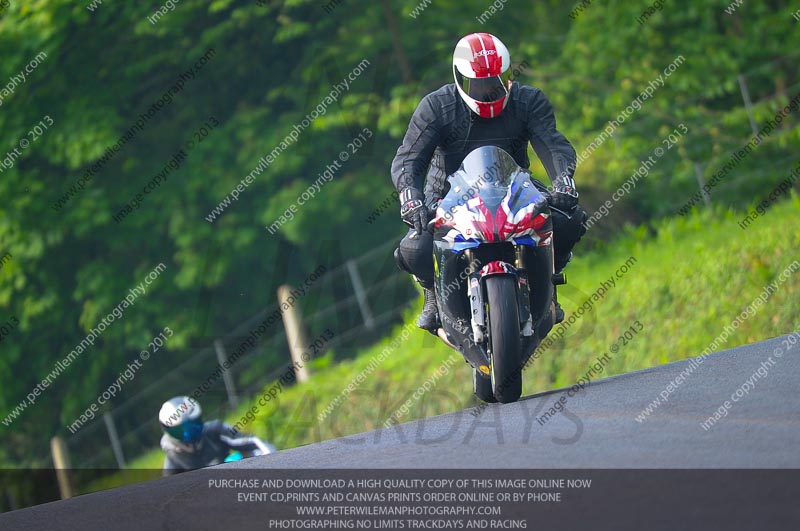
xmin=430 ymin=146 xmax=565 ymax=403
xmin=222 ymin=435 xmax=276 ymax=463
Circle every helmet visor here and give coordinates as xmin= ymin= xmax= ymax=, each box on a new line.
xmin=456 ymin=70 xmax=510 ymax=103
xmin=165 ymin=418 xmax=204 ymax=443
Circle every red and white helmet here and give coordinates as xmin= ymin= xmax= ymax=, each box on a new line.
xmin=452 ymin=33 xmax=512 ymax=118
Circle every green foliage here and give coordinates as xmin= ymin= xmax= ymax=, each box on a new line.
xmin=0 ymin=0 xmax=797 ymax=474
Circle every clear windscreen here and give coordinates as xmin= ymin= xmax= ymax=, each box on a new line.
xmin=441 ymin=146 xmax=524 ymax=215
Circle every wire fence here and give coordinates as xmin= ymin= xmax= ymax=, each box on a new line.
xmin=579 ymin=53 xmax=799 ymax=242
xmin=52 ymin=238 xmax=418 ymax=470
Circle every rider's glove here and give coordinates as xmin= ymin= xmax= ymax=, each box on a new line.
xmin=399 ymin=188 xmax=428 ymax=237
xmin=548 ymin=175 xmax=579 ymax=212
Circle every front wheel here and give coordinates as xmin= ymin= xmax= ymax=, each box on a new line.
xmin=485 ymin=275 xmax=523 ymax=403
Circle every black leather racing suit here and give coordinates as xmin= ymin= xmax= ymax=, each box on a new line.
xmin=391 ymin=81 xmax=587 ymax=288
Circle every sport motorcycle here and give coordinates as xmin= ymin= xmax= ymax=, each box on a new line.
xmin=430 ymin=146 xmax=565 ymax=403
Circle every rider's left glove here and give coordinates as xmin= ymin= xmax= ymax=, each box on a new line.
xmin=549 ymin=175 xmax=579 ymax=212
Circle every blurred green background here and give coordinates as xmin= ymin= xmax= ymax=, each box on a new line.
xmin=0 ymin=0 xmax=798 ymax=509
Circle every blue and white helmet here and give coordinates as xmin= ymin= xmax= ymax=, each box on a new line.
xmin=159 ymin=396 xmax=204 ymax=443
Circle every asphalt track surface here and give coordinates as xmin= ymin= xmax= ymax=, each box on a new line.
xmin=3 ymin=334 xmax=798 ymax=530
xmin=233 ymin=332 xmax=800 ymax=469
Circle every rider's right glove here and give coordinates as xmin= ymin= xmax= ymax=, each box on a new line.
xmin=399 ymin=188 xmax=428 ymax=238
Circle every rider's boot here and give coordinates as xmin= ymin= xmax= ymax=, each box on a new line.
xmin=418 ymin=287 xmax=441 ymax=334
xmin=394 ymin=247 xmax=440 ymax=334
xmin=553 ymin=251 xmax=572 ymax=324
xmin=553 ymin=288 xmax=565 ymax=324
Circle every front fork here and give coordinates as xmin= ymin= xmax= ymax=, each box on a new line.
xmin=464 ymin=247 xmax=535 ymax=346
xmin=464 ymin=249 xmax=486 ymax=344
xmin=515 ymin=246 xmax=534 ymax=337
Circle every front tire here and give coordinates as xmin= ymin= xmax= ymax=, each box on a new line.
xmin=485 ymin=275 xmax=522 ymax=403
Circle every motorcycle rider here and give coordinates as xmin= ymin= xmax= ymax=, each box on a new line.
xmin=158 ymin=396 xmax=275 ymax=476
xmin=392 ymin=32 xmax=587 ymax=333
